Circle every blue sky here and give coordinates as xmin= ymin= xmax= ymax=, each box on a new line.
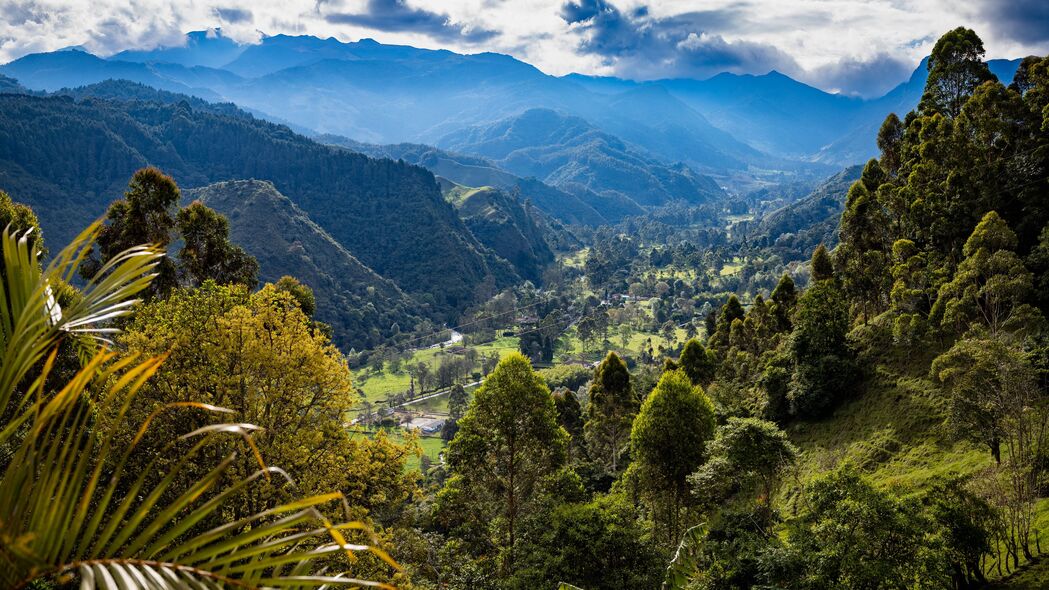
xmin=2 ymin=0 xmax=1047 ymax=96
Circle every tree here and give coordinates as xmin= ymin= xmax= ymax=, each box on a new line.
xmin=769 ymin=273 xmax=797 ymax=331
xmin=119 ymin=282 xmax=417 ymax=520
xmin=0 ymin=223 xmax=394 ymax=588
xmin=509 ymin=494 xmax=663 ymax=590
xmin=0 ymin=190 xmax=42 ymax=257
xmin=274 ymin=275 xmax=316 ymax=316
xmin=837 ymin=167 xmax=891 ymax=320
xmin=919 ymin=27 xmax=995 ymax=118
xmin=448 ymin=383 xmax=469 ymax=420
xmin=661 ymin=319 xmax=676 ymax=346
xmin=789 ymin=467 xmax=947 ymax=589
xmin=932 ymin=337 xmax=1039 ymax=464
xmin=689 ymin=417 xmax=798 ymax=508
xmin=176 ymin=200 xmax=258 ymax=288
xmin=679 ymin=338 xmax=716 ymax=387
xmin=924 ymin=477 xmax=995 ymax=589
xmin=552 ymin=386 xmax=584 ymax=451
xmin=81 ymin=167 xmax=181 ymax=295
xmin=709 ymin=295 xmax=746 ymax=351
xmin=810 ymin=243 xmax=835 ymax=282
xmin=439 ymin=353 xmax=568 ymax=575
xmin=931 ymin=211 xmax=1043 ymax=338
xmin=877 ymin=113 xmax=905 ymax=174
xmin=81 ymin=169 xmax=258 ymax=297
xmin=631 ymin=369 xmax=715 ymax=545
xmin=788 ymin=278 xmax=854 ymax=418
xmin=1009 ymin=55 xmax=1041 ymax=94
xmin=584 ymin=352 xmax=636 ymax=473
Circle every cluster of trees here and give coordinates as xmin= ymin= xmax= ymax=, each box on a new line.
xmin=400 ymin=28 xmax=1049 ymax=589
xmin=0 ymin=180 xmax=407 ymax=586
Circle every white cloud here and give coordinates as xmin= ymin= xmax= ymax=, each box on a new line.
xmin=0 ymin=0 xmax=1045 ymax=95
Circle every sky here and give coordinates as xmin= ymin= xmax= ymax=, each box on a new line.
xmin=1 ymin=0 xmax=1047 ymax=97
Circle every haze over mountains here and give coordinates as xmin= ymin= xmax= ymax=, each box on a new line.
xmin=0 ymin=30 xmax=1022 ymax=178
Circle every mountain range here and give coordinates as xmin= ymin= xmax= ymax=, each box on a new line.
xmin=0 ymin=30 xmax=1021 ymax=182
xmin=0 ymin=83 xmax=533 ymax=343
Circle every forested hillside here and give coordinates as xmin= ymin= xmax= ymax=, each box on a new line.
xmin=0 ymin=89 xmax=518 ymax=320
xmin=440 ymin=181 xmax=556 ymax=284
xmin=741 ymin=165 xmax=863 ymax=261
xmin=320 ymin=135 xmax=612 ymax=226
xmin=190 ymin=179 xmax=423 ymax=350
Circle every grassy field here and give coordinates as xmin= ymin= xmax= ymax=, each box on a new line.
xmin=353 ymin=336 xmax=520 ymax=408
xmin=783 ymin=360 xmax=1049 ymax=583
xmin=358 ymin=427 xmax=447 ymax=473
xmin=560 ymin=248 xmax=589 ymax=269
xmin=557 ymin=324 xmax=691 ymax=362
xmin=409 ymin=435 xmax=445 ymax=473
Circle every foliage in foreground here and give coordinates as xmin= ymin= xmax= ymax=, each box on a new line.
xmin=0 ymin=222 xmax=397 ymax=588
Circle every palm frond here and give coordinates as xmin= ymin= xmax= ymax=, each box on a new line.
xmin=0 ymin=221 xmax=162 ymax=428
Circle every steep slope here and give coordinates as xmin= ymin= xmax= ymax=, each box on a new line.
xmin=439 ymin=108 xmax=725 ymax=212
xmin=189 ymin=180 xmax=421 ymax=350
xmin=0 ymin=91 xmax=516 ymax=317
xmin=742 ymin=165 xmax=863 ymax=261
xmin=439 ymin=180 xmax=555 ymax=284
xmin=319 ymin=135 xmax=609 ymax=226
xmin=0 ymin=74 xmax=29 ymax=94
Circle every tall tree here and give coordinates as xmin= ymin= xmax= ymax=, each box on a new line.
xmin=931 ymin=211 xmax=1043 ymax=338
xmin=837 ymin=166 xmax=891 ymax=321
xmin=877 ymin=113 xmax=905 ymax=175
xmin=584 ymin=351 xmax=636 ymax=473
xmin=679 ymin=338 xmax=716 ymax=387
xmin=82 ymin=167 xmax=180 ymax=295
xmin=81 ymin=169 xmax=258 ymax=296
xmin=552 ymin=386 xmax=584 ymax=453
xmin=919 ymin=27 xmax=995 ymax=118
xmin=788 ymin=277 xmax=854 ymax=418
xmin=770 ymin=273 xmax=797 ymax=332
xmin=439 ymin=353 xmax=568 ymax=575
xmin=810 ymin=243 xmax=835 ymax=282
xmin=709 ymin=295 xmax=746 ymax=351
xmin=630 ymin=369 xmax=715 ymax=545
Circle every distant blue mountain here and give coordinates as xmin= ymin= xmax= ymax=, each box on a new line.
xmin=439 ymin=108 xmax=725 ymax=211
xmin=0 ymin=32 xmax=1026 ymax=187
xmin=0 ymin=49 xmax=226 ymax=100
